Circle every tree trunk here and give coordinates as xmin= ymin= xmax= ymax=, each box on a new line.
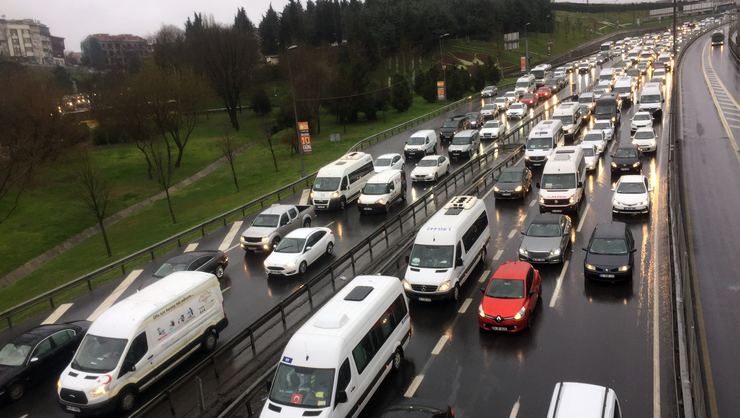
xmin=97 ymin=217 xmax=112 ymax=257
xmin=227 ymin=107 xmax=240 ymax=130
xmin=174 ymin=143 xmax=185 ymax=168
xmin=164 ymin=186 xmax=176 ymax=224
xmin=268 ymin=136 xmax=279 ymax=172
xmin=229 ymin=160 xmax=239 ymax=191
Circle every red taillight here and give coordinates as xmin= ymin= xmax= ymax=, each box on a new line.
xmin=449 ymin=407 xmax=455 ymax=417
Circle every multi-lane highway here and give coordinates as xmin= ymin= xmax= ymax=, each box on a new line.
xmin=677 ymin=25 xmax=740 ymax=417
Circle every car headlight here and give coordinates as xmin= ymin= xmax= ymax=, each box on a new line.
xmin=514 ymin=306 xmax=527 ymax=321
xmin=524 ymin=155 xmax=530 ymax=160
xmin=618 ymin=265 xmax=631 ymax=272
xmin=641 ymin=200 xmax=649 ymax=206
xmin=550 ymin=248 xmax=561 ymax=256
xmin=88 ymin=384 xmax=108 ymax=398
xmin=514 ymin=185 xmax=523 ymax=192
xmin=240 ymin=236 xmax=247 ymax=244
xmin=611 ymin=162 xmax=618 ymax=168
xmin=569 ymin=196 xmax=576 ymax=204
xmin=376 ymin=198 xmax=386 ymax=205
xmin=331 ymin=191 xmax=340 ymax=198
xmin=261 ymin=236 xmax=270 ymax=243
xmin=402 ymin=279 xmax=412 ymax=291
xmin=478 ymin=304 xmax=485 ymax=318
xmin=57 ymin=378 xmax=62 ymax=392
xmin=519 ymin=247 xmax=528 ymax=255
xmin=585 ymin=263 xmax=597 ymax=271
xmin=493 ymin=186 xmax=500 ymax=192
xmin=286 ymin=261 xmax=297 ymax=270
xmin=263 ymin=260 xmax=269 ymax=268
xmin=632 ymin=161 xmax=641 ymax=168
xmin=310 ymin=191 xmax=315 ymax=198
xmin=438 ymin=280 xmax=452 ymax=292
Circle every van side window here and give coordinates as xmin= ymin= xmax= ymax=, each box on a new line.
xmin=349 ymin=162 xmax=374 ymax=184
xmin=462 ymin=211 xmax=489 ymax=251
xmin=336 ymin=358 xmax=352 ymax=393
xmin=352 ymin=296 xmax=406 ymax=375
xmin=341 ymin=177 xmax=349 ymax=190
xmin=124 ymin=332 xmax=148 ymax=366
xmin=352 ymin=334 xmax=375 ymax=374
xmin=390 ymin=295 xmax=408 ymax=326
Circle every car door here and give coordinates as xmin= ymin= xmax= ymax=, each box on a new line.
xmin=438 ymin=156 xmax=448 ymax=175
xmin=332 ymin=358 xmax=355 ymax=417
xmin=306 ymin=231 xmax=326 ymax=264
xmin=26 ymin=336 xmax=56 ymax=383
xmin=118 ymin=332 xmax=151 ymax=381
xmin=561 ymin=217 xmax=572 ymax=253
xmin=192 ymin=256 xmax=213 ymax=273
xmin=392 ymin=155 xmax=401 ymax=169
xmin=50 ymin=328 xmax=78 ymax=367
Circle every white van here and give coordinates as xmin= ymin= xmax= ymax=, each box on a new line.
xmin=538 ymin=146 xmax=586 ymax=215
xmin=598 ymin=68 xmax=615 ymax=87
xmin=357 ymin=170 xmax=406 ymax=214
xmin=312 ymin=152 xmax=374 ymax=210
xmin=547 ymin=382 xmax=622 ymax=418
xmin=531 ymin=64 xmax=552 ymax=87
xmin=57 ymin=272 xmax=227 ymax=415
xmin=638 ymin=82 xmax=663 ymax=117
xmin=613 ymin=76 xmax=634 ymax=103
xmin=515 ymin=74 xmax=536 ymax=95
xmin=552 ymin=102 xmax=583 ymax=140
xmin=260 ymin=275 xmax=410 ymax=418
xmin=403 ymin=196 xmax=490 ymax=302
xmin=525 ymin=119 xmax=564 ymax=169
xmin=403 ymin=130 xmax=438 ymax=159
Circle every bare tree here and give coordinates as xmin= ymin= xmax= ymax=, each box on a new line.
xmin=147 ymin=139 xmax=177 ymax=224
xmin=220 ymin=134 xmax=240 ymax=191
xmin=76 ymin=150 xmax=112 ymax=257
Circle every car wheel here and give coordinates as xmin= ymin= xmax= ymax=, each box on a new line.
xmin=339 ymin=198 xmax=347 ymax=210
xmin=391 ymin=348 xmax=403 ymax=372
xmin=452 ymin=284 xmax=461 ymax=302
xmin=201 ymin=329 xmax=219 ymax=352
xmin=326 ymin=242 xmax=334 ymax=256
xmin=7 ymin=381 xmax=24 ymax=401
xmin=527 ymin=313 xmax=534 ymax=330
xmin=303 ymin=218 xmax=311 ymax=227
xmin=299 ymin=261 xmax=308 ymax=276
xmin=434 ymin=173 xmax=438 ymax=182
xmin=215 ymin=264 xmax=225 ymax=279
xmin=119 ymin=388 xmax=137 ymax=413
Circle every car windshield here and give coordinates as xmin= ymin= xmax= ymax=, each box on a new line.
xmin=614 ymin=86 xmax=630 ymax=94
xmin=418 ymin=159 xmax=438 ymax=167
xmin=522 ymin=94 xmax=536 ymax=101
xmin=541 ymin=173 xmax=576 ymax=189
xmin=510 ymin=104 xmax=524 ymax=110
xmin=635 ymin=131 xmax=654 ymax=139
xmin=252 ymin=214 xmax=280 ymax=228
xmin=482 ymin=105 xmax=496 ymax=111
xmin=71 ymin=334 xmax=128 ymax=373
xmin=486 ymin=279 xmax=524 ymax=299
xmin=526 ymin=222 xmax=561 ymax=237
xmin=154 ymin=262 xmax=189 ymax=278
xmin=408 ymin=244 xmax=454 ymax=269
xmin=527 ymin=137 xmax=552 ymax=150
xmin=516 ymin=80 xmax=530 ymax=88
xmin=578 ymin=96 xmax=593 ymax=104
xmin=553 ymin=115 xmax=573 ymax=125
xmin=494 ymin=98 xmax=507 ymax=104
xmin=618 ymin=181 xmax=647 ymax=194
xmin=642 ymin=94 xmax=661 ymax=103
xmin=0 ymin=342 xmax=32 ymax=366
xmin=634 ymin=113 xmax=651 ymax=121
xmin=483 ymin=121 xmax=499 ymax=129
xmin=584 ymin=133 xmax=602 ymax=142
xmin=442 ymin=121 xmax=457 ymax=128
xmin=594 ymin=104 xmax=614 ymax=115
xmin=466 ymin=113 xmax=479 ymax=119
xmin=615 ymin=148 xmax=638 ymax=158
xmin=451 ymin=135 xmax=472 ymax=145
xmin=269 ymin=363 xmax=334 ymax=408
xmin=593 ymin=122 xmax=610 ymax=130
xmin=589 ymin=238 xmax=629 ymax=255
xmin=275 ymin=238 xmax=306 ymax=254
xmin=313 ymin=177 xmax=341 ymax=192
xmin=498 ymin=171 xmax=522 ymax=182
xmin=375 ymin=158 xmax=393 ymax=167
xmin=408 ymin=136 xmax=426 ymax=145
xmin=363 ymin=183 xmax=390 ymax=195
xmin=582 ymin=147 xmax=595 ymax=157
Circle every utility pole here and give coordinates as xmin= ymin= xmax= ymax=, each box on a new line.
xmin=286 ymin=44 xmax=305 ymax=178
xmin=524 ymin=22 xmax=531 ymax=72
xmin=439 ymin=33 xmax=450 ymax=98
xmin=672 ymin=0 xmax=677 ymax=56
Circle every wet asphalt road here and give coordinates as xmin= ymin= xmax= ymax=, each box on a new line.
xmin=359 ymin=65 xmax=677 ymax=417
xmin=678 ymin=26 xmax=740 ymax=417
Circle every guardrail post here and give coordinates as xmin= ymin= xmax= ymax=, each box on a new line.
xmin=5 ymin=317 xmax=11 ymax=328
xmin=330 ymin=267 xmax=336 ymax=291
xmin=384 ymin=228 xmax=389 ymax=247
xmin=122 ymin=263 xmax=127 ymax=275
xmin=201 ymin=226 xmax=206 ymax=237
xmin=368 ymin=240 xmax=373 ymax=260
xmin=249 ymin=329 xmax=256 ymax=356
xmin=399 ymin=216 xmax=403 ymax=235
xmin=150 ymin=250 xmax=155 ymax=261
xmin=49 ymin=296 xmax=55 ymax=310
xmin=87 ymin=278 xmax=93 ymax=291
xmin=351 ymin=253 xmax=356 ymax=276
xmin=166 ymin=391 xmax=176 ymax=416
xmin=307 ymin=286 xmax=314 ymax=309
xmin=196 ymin=376 xmax=205 ymax=412
xmin=210 ymin=356 xmax=220 ymax=380
xmin=279 ymin=305 xmax=287 ymax=331
xmin=223 ymin=217 xmax=227 ymax=227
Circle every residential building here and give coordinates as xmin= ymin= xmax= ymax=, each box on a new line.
xmin=51 ymin=35 xmax=65 ymax=65
xmin=81 ymin=33 xmax=151 ymax=70
xmin=0 ymin=18 xmax=56 ymax=65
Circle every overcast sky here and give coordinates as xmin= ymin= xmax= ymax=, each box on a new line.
xmin=2 ymin=0 xmax=290 ymax=52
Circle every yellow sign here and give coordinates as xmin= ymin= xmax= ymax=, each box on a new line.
xmin=298 ymin=121 xmax=312 ymax=154
xmin=437 ymin=80 xmax=446 ymax=100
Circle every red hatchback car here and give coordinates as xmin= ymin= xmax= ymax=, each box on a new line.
xmin=519 ymin=93 xmax=539 ymax=108
xmin=535 ymin=86 xmax=553 ymax=100
xmin=478 ymin=261 xmax=541 ymax=332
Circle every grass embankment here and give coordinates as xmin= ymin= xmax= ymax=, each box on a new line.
xmin=0 ymin=96 xmax=447 ymax=312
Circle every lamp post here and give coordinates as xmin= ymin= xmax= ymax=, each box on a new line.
xmin=524 ymin=22 xmax=531 ymax=73
xmin=439 ymin=33 xmax=450 ymax=99
xmin=286 ymin=44 xmax=305 ymax=178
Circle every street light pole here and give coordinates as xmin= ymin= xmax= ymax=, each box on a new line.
xmin=286 ymin=44 xmax=305 ymax=178
xmin=524 ymin=22 xmax=531 ymax=73
xmin=672 ymin=0 xmax=677 ymax=56
xmin=439 ymin=33 xmax=449 ymax=99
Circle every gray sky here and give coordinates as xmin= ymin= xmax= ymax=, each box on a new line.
xmin=2 ymin=0 xmax=289 ymax=52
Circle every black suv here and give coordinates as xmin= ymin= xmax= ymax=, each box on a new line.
xmin=610 ymin=144 xmax=642 ymax=176
xmin=583 ymin=222 xmax=636 ymax=282
xmin=439 ymin=115 xmax=469 ymax=144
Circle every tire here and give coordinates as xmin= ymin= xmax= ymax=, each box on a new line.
xmin=303 ymin=218 xmax=311 ymax=228
xmin=299 ymin=261 xmax=308 ymax=276
xmin=480 ymin=246 xmax=487 ymax=266
xmin=118 ymin=388 xmax=137 ymax=413
xmin=452 ymin=284 xmax=461 ymax=302
xmin=339 ymin=198 xmax=347 ymax=210
xmin=7 ymin=381 xmax=24 ymax=401
xmin=401 ymin=186 xmax=407 ymax=201
xmin=215 ymin=264 xmax=225 ymax=279
xmin=434 ymin=173 xmax=438 ymax=182
xmin=202 ymin=329 xmax=219 ymax=352
xmin=391 ymin=348 xmax=403 ymax=372
xmin=326 ymin=242 xmax=334 ymax=256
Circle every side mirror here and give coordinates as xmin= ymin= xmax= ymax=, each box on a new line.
xmin=341 ymin=184 xmax=348 ymax=191
xmin=578 ymin=181 xmax=583 ymax=188
xmin=480 ymin=287 xmax=485 ymax=294
xmin=455 ymin=258 xmax=463 ymax=268
xmin=648 ymin=186 xmax=654 ymax=192
xmin=610 ymin=187 xmax=616 ymax=191
xmin=520 ymin=231 xmax=526 ymax=235
xmin=30 ymin=357 xmax=39 ymax=364
xmin=582 ymin=247 xmax=588 ymax=251
xmin=304 ymin=246 xmax=312 ymax=252
xmin=536 ymin=182 xmax=541 ymax=188
xmin=336 ymin=390 xmax=348 ymax=404
xmin=124 ymin=362 xmax=136 ymax=373
xmin=631 ymin=248 xmax=637 ymax=253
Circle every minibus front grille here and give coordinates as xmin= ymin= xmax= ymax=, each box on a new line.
xmin=411 ymin=284 xmax=438 ymax=292
xmin=60 ymin=388 xmax=88 ymax=404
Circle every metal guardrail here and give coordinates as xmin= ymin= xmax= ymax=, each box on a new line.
xmin=0 ymin=90 xmax=492 ymax=330
xmin=131 ymin=105 xmax=549 ymax=418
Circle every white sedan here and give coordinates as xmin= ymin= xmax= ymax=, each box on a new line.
xmin=264 ymin=227 xmax=335 ymax=277
xmin=410 ymin=155 xmax=450 ymax=183
xmin=592 ymin=119 xmax=614 ymax=141
xmin=581 ymin=143 xmax=598 ymax=171
xmin=632 ymin=127 xmax=657 ymax=153
xmin=612 ymin=175 xmax=652 ymax=216
xmin=479 ymin=120 xmax=506 ymax=141
xmin=506 ymin=103 xmax=527 ymax=120
xmin=493 ymin=96 xmax=510 ymax=111
xmin=630 ymin=111 xmax=653 ymax=133
xmin=374 ymin=153 xmax=405 ymax=173
xmin=582 ymin=130 xmax=607 ymax=155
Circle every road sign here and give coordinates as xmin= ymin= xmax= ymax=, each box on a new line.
xmin=298 ymin=121 xmax=312 ymax=154
xmin=504 ymin=32 xmax=520 ymax=50
xmin=520 ymin=56 xmax=527 ymax=72
xmin=437 ymin=80 xmax=446 ymax=100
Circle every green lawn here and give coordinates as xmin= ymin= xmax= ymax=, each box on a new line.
xmin=0 ymin=96 xmax=450 ymax=313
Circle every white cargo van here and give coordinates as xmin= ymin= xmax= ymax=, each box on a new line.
xmin=547 ymin=382 xmax=622 ymax=418
xmin=515 ymin=74 xmax=536 ymax=95
xmin=531 ymin=64 xmax=552 ymax=87
xmin=260 ymin=275 xmax=410 ymax=418
xmin=638 ymin=82 xmax=664 ymax=117
xmin=525 ymin=119 xmax=564 ymax=169
xmin=538 ymin=146 xmax=586 ymax=215
xmin=57 ymin=272 xmax=227 ymax=415
xmin=598 ymin=68 xmax=615 ymax=87
xmin=403 ymin=130 xmax=438 ymax=159
xmin=613 ymin=76 xmax=634 ymax=103
xmin=312 ymin=152 xmax=374 ymax=210
xmin=403 ymin=196 xmax=490 ymax=302
xmin=357 ymin=170 xmax=406 ymax=214
xmin=552 ymin=102 xmax=583 ymax=140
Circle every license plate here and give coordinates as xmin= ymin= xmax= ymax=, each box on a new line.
xmin=621 ymin=168 xmax=629 ymax=171
xmin=66 ymin=406 xmax=81 ymax=413
xmin=552 ymin=209 xmax=562 ymax=213
xmin=490 ymin=326 xmax=508 ymax=331
xmin=501 ymin=192 xmax=510 ymax=196
xmin=363 ymin=207 xmax=373 ymax=211
xmin=418 ymin=297 xmax=432 ymax=302
xmin=317 ymin=205 xmax=327 ymax=209
xmin=533 ymin=258 xmax=545 ymax=262
xmin=601 ymin=273 xmax=615 ymax=278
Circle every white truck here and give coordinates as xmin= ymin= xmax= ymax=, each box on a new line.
xmin=240 ymin=204 xmax=316 ymax=252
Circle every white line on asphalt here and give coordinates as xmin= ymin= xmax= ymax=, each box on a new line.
xmin=507 ymin=228 xmax=517 ymax=239
xmin=88 ymin=269 xmax=143 ymax=321
xmin=724 ymin=114 xmax=740 ymax=122
xmin=404 ymin=375 xmax=424 ymax=398
xmin=431 ymin=335 xmax=449 ymax=355
xmin=42 ymin=303 xmax=73 ymax=325
xmin=529 ymin=199 xmax=536 ymax=207
xmin=478 ymin=269 xmax=490 ymax=283
xmin=549 ymin=260 xmax=570 ymax=308
xmin=577 ymin=203 xmax=591 ymax=233
xmin=458 ymin=298 xmax=473 ymax=314
xmin=184 ymin=243 xmax=198 ymax=252
xmin=221 ymin=286 xmax=231 ymax=294
xmin=226 ymin=243 xmax=241 ymax=253
xmin=730 ymin=124 xmax=740 ymax=130
xmin=323 ymin=221 xmax=335 ymax=228
xmin=219 ymin=221 xmax=243 ymax=251
xmin=508 ymin=397 xmax=521 ymax=418
xmin=493 ymin=249 xmax=504 ymax=261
